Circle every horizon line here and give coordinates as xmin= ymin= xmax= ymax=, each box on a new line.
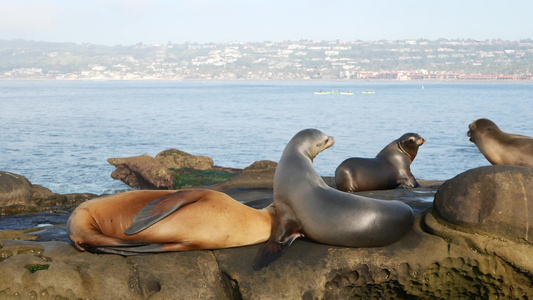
xmin=2 ymin=37 xmax=533 ymax=47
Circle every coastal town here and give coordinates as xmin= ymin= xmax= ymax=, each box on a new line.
xmin=1 ymin=39 xmax=532 ymax=81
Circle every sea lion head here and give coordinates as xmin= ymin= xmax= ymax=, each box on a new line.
xmin=289 ymin=129 xmax=335 ymax=160
xmin=467 ymin=118 xmax=499 ymax=143
xmin=397 ymin=133 xmax=425 ymax=162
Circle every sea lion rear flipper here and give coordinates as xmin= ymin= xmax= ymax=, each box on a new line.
xmin=252 ymin=217 xmax=302 ymax=271
xmin=84 ymin=243 xmax=165 ymax=256
xmin=252 ymin=233 xmax=300 ymax=271
xmin=125 ymin=190 xmax=201 ymax=235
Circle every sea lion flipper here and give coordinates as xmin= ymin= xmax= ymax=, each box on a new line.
xmin=399 ymin=173 xmax=420 ymax=189
xmin=252 ymin=216 xmax=302 ymax=270
xmin=124 ymin=190 xmax=200 ymax=235
xmin=85 ymin=243 xmax=165 ymax=256
xmin=252 ymin=232 xmax=300 ymax=271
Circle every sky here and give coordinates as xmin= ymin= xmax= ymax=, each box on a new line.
xmin=1 ymin=0 xmax=532 ymax=46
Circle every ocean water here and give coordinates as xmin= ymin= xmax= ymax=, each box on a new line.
xmin=1 ymin=80 xmax=532 ymax=195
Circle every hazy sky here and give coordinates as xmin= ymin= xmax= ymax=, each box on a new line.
xmin=1 ymin=0 xmax=532 ymax=45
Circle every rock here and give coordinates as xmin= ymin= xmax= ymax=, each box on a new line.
xmin=2 ymin=167 xmax=532 ymax=298
xmin=108 ymin=155 xmax=174 ymax=189
xmin=63 ymin=193 xmax=100 ymax=206
xmin=108 ymin=150 xmax=218 ymax=189
xmin=0 ymin=229 xmax=40 ymax=241
xmin=29 ymin=184 xmax=55 ymax=201
xmin=155 ymin=149 xmax=214 ymax=170
xmin=207 ymin=160 xmax=277 ymax=191
xmin=30 ymin=184 xmax=67 ymax=206
xmin=244 ymin=160 xmax=277 ymax=171
xmin=423 ymin=210 xmax=533 ymax=292
xmin=433 ymin=165 xmax=533 ymax=244
xmin=171 ymin=168 xmax=239 ymax=189
xmin=215 ymin=213 xmax=532 ymax=299
xmin=0 ymin=241 xmax=232 ymax=299
xmin=1 ymin=210 xmax=531 ymax=299
xmin=0 ymin=171 xmax=100 ymax=212
xmin=0 ymin=171 xmax=33 ymax=207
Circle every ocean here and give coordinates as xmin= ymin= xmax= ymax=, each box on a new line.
xmin=1 ymin=80 xmax=532 ymax=195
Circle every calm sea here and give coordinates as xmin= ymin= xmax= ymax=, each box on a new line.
xmin=1 ymin=80 xmax=532 ymax=195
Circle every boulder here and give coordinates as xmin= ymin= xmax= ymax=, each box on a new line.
xmin=30 ymin=184 xmax=67 ymax=206
xmin=0 ymin=171 xmax=33 ymax=206
xmin=108 ymin=150 xmax=219 ymax=189
xmin=0 ymin=172 xmax=100 ymax=211
xmin=155 ymin=149 xmax=214 ymax=170
xmin=207 ymin=160 xmax=277 ymax=191
xmin=29 ymin=185 xmax=55 ymax=201
xmin=108 ymin=155 xmax=174 ymax=190
xmin=433 ymin=165 xmax=533 ymax=244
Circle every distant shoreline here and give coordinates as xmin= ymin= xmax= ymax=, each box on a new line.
xmin=3 ymin=39 xmax=532 ymax=82
xmin=1 ymin=78 xmax=533 ymax=83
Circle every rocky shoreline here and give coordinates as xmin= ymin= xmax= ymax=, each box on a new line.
xmin=0 ymin=161 xmax=532 ymax=299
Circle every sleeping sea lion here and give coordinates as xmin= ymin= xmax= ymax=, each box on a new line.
xmin=67 ymin=189 xmax=274 ymax=255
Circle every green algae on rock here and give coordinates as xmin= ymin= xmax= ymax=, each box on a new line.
xmin=171 ymin=168 xmax=239 ymax=189
xmin=25 ymin=264 xmax=50 ymax=273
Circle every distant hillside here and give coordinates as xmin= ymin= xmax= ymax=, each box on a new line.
xmin=1 ymin=39 xmax=532 ymax=80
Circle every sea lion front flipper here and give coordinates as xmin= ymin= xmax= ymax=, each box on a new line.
xmin=252 ymin=210 xmax=303 ymax=271
xmin=399 ymin=171 xmax=420 ymax=189
xmin=125 ymin=190 xmax=200 ymax=235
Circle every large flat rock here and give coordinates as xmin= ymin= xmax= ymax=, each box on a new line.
xmin=1 ymin=177 xmax=531 ymax=298
xmin=1 ymin=211 xmax=531 ymax=299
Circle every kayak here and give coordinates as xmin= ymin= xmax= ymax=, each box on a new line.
xmin=362 ymin=91 xmax=375 ymax=94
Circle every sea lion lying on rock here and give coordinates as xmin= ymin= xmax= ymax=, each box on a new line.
xmin=253 ymin=129 xmax=414 ymax=270
xmin=335 ymin=133 xmax=425 ymax=192
xmin=467 ymin=118 xmax=533 ymax=167
xmin=68 ymin=189 xmax=274 ymax=255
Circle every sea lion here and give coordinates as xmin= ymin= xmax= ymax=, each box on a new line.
xmin=335 ymin=133 xmax=425 ymax=192
xmin=467 ymin=118 xmax=533 ymax=167
xmin=252 ymin=129 xmax=414 ymax=270
xmin=67 ymin=189 xmax=274 ymax=255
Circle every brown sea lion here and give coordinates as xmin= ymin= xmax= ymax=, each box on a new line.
xmin=67 ymin=189 xmax=274 ymax=255
xmin=335 ymin=133 xmax=425 ymax=192
xmin=467 ymin=118 xmax=533 ymax=167
xmin=252 ymin=129 xmax=414 ymax=270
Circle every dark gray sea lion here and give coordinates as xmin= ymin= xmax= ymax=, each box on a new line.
xmin=252 ymin=129 xmax=414 ymax=270
xmin=335 ymin=133 xmax=425 ymax=192
xmin=67 ymin=189 xmax=274 ymax=255
xmin=467 ymin=118 xmax=533 ymax=167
